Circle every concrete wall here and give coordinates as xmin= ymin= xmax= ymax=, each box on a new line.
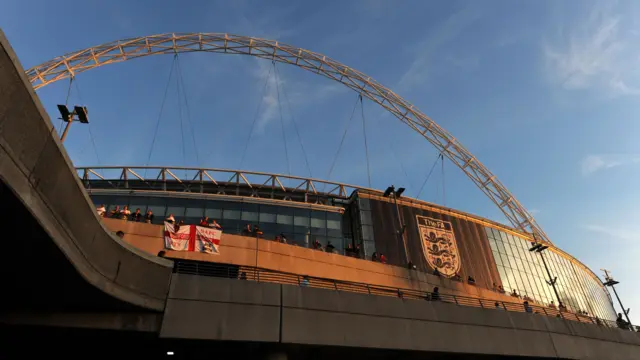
xmin=108 ymin=218 xmax=525 ymax=305
xmin=0 ymin=29 xmax=173 ymax=311
xmin=161 ymin=275 xmax=640 ymax=359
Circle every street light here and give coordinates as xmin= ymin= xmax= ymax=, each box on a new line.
xmin=384 ymin=185 xmax=408 ymax=263
xmin=56 ymin=104 xmax=89 ymax=143
xmin=529 ymin=235 xmax=562 ymax=307
xmin=601 ymin=269 xmax=632 ymax=327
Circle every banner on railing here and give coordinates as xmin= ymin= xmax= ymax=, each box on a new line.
xmin=164 ymin=222 xmax=221 ymax=255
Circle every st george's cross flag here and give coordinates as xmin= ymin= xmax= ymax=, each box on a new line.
xmin=164 ymin=222 xmax=221 ymax=254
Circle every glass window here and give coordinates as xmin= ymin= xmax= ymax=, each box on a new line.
xmin=294 ymin=209 xmax=310 ymax=227
xmin=185 ymin=201 xmax=204 ymax=219
xmin=241 ymin=203 xmax=259 ymax=222
xmin=165 ymin=198 xmax=187 ymax=219
xmin=484 ymin=227 xmax=495 ymax=239
xmin=205 ymin=207 xmax=222 ymax=219
xmin=493 ymin=251 xmax=503 ymax=266
xmin=327 ymin=213 xmax=342 ymax=229
xmin=311 ymin=211 xmax=327 ymax=228
xmin=223 ymin=202 xmax=242 ymax=220
xmin=128 ymin=196 xmax=148 ymax=214
xmin=259 ymin=205 xmax=278 ymax=223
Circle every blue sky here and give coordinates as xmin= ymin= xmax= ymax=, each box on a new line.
xmin=2 ymin=0 xmax=638 ymax=318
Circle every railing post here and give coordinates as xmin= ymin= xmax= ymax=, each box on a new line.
xmin=257 ymin=269 xmax=260 ymax=283
xmin=453 ymin=295 xmax=459 ymax=305
xmin=478 ymin=299 xmax=484 ymax=308
xmin=333 ymin=280 xmax=338 ymax=290
xmin=297 ymin=275 xmax=301 ymax=286
xmin=366 ymin=284 xmax=371 ymax=294
xmin=542 ymin=307 xmax=548 ymax=316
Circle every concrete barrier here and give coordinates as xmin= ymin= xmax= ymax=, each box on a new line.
xmin=160 ymin=275 xmax=640 ymax=359
xmin=0 ymin=29 xmax=172 ymax=311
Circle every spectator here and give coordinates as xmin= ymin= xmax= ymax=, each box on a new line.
xmin=239 ymin=272 xmax=247 ymax=280
xmin=355 ymin=244 xmax=361 ymax=258
xmin=165 ymin=214 xmax=175 ymax=224
xmin=144 ymin=209 xmax=154 ymax=224
xmin=110 ymin=205 xmax=121 ymax=218
xmin=407 ymin=261 xmax=416 ymax=270
xmin=211 ymin=219 xmax=222 ymax=229
xmin=497 ymin=285 xmax=505 ymax=293
xmin=495 ymin=302 xmax=503 ymax=310
xmin=431 ymin=286 xmax=440 ymax=301
xmin=511 ymin=289 xmax=519 ymax=298
xmin=115 ymin=231 xmax=124 ymax=239
xmin=595 ymin=317 xmax=603 ymax=326
xmin=452 ymin=273 xmax=462 ymax=281
xmin=549 ymin=301 xmax=556 ymax=309
xmin=523 ymin=301 xmax=533 ymax=313
xmin=157 ymin=250 xmax=166 ymax=257
xmin=379 ymin=253 xmax=387 ymax=264
xmin=242 ymin=224 xmax=253 ymax=236
xmin=371 ymin=252 xmax=379 ymax=262
xmin=558 ymin=302 xmax=567 ymax=312
xmin=326 ymin=241 xmax=335 ymax=253
xmin=432 ymin=268 xmax=441 ymax=277
xmin=301 ymin=276 xmax=310 ymax=287
xmin=253 ymin=225 xmax=263 ymax=237
xmin=616 ymin=313 xmax=630 ymax=330
xmin=131 ymin=208 xmax=142 ymax=222
xmin=492 ymin=282 xmax=498 ymax=291
xmin=120 ymin=206 xmax=131 ymax=220
xmin=199 ymin=216 xmax=210 ymax=226
xmin=96 ymin=204 xmax=106 ymax=217
xmin=467 ymin=276 xmax=476 ymax=285
xmin=279 ymin=233 xmax=288 ymax=244
xmin=397 ymin=289 xmax=404 ymax=299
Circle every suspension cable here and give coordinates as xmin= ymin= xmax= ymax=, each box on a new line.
xmin=326 ymin=94 xmax=360 ymax=184
xmin=144 ymin=55 xmax=177 ymax=177
xmin=441 ymin=152 xmax=446 ymax=206
xmin=59 ymin=76 xmax=74 ymax=134
xmin=416 ymin=153 xmax=442 ymax=200
xmin=237 ymin=63 xmax=273 ymax=169
xmin=273 ymin=61 xmax=291 ymax=179
xmin=176 ymin=58 xmax=187 ymax=178
xmin=175 ymin=55 xmax=200 ymax=167
xmin=273 ymin=62 xmax=313 ymax=178
xmin=360 ymin=95 xmax=372 ymax=188
xmin=73 ymin=80 xmax=103 ymax=177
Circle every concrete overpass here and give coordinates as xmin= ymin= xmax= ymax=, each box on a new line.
xmin=1 ymin=29 xmax=639 ymax=359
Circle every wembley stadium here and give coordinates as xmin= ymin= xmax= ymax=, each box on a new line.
xmin=1 ymin=30 xmax=635 ymax=358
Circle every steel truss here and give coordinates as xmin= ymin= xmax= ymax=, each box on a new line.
xmin=29 ymin=33 xmax=551 ymax=244
xmin=77 ymin=166 xmax=373 ymax=201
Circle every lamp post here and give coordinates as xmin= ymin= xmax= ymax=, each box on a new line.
xmin=383 ymin=185 xmax=408 ymax=263
xmin=56 ymin=105 xmax=89 ymax=143
xmin=529 ymin=235 xmax=562 ymax=307
xmin=601 ymin=269 xmax=632 ymax=327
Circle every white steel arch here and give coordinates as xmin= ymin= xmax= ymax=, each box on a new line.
xmin=25 ymin=32 xmax=551 ymax=244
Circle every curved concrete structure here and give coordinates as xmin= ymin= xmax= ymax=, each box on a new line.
xmin=0 ymin=30 xmax=173 ymax=312
xmin=1 ymin=29 xmax=640 ymax=359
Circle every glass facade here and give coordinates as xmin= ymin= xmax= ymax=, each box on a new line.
xmin=357 ymin=197 xmax=376 ymax=258
xmin=485 ymin=227 xmax=616 ymax=321
xmin=91 ymin=194 xmax=348 ymax=254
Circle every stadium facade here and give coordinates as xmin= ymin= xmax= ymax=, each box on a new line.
xmin=82 ymin=166 xmax=617 ymax=322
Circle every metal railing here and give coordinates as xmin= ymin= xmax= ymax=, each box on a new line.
xmin=174 ymin=260 xmax=629 ymax=331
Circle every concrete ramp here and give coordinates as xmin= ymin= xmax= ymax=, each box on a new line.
xmin=0 ymin=29 xmax=172 ymax=311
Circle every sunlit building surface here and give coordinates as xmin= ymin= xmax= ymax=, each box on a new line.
xmin=82 ymin=166 xmax=617 ymax=322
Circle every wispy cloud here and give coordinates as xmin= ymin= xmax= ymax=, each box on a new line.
xmin=529 ymin=208 xmax=541 ymax=215
xmin=581 ymin=154 xmax=640 ymax=175
xmin=394 ymin=4 xmax=482 ymax=94
xmin=584 ymin=224 xmax=640 ymax=242
xmin=544 ymin=2 xmax=640 ymax=96
xmin=250 ymin=59 xmax=345 ymax=132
